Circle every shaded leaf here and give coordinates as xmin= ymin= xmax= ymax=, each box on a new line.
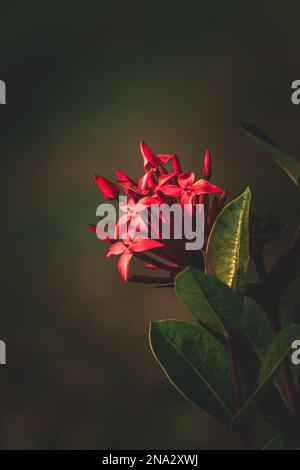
xmin=243 ymin=297 xmax=287 ymax=408
xmin=232 ymin=325 xmax=300 ymax=428
xmin=279 ymin=300 xmax=297 ymax=328
xmin=241 ymin=122 xmax=300 ymax=187
xmin=269 ymin=225 xmax=300 ymax=293
xmin=263 ymin=434 xmax=284 ymax=450
xmin=243 ymin=297 xmax=271 ymax=359
xmin=175 ymin=267 xmax=244 ymax=336
xmin=250 ymin=220 xmax=288 ymax=244
xmin=263 ymin=411 xmax=300 ymax=433
xmin=207 ymin=188 xmax=251 ymax=295
xmin=263 ymin=432 xmax=300 ymax=450
xmin=149 ymin=319 xmax=234 ymax=425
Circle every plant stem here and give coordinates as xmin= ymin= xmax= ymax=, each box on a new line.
xmin=253 ymin=249 xmax=297 ymax=413
xmin=270 ymin=320 xmax=297 ymax=413
xmin=226 ymin=335 xmax=246 ymax=450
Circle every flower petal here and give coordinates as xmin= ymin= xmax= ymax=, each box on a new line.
xmin=127 ymin=215 xmax=149 ymax=239
xmin=131 ymin=238 xmax=163 ymax=253
xmin=114 ymin=214 xmax=130 ymax=239
xmin=191 ymin=179 xmax=223 ymax=195
xmin=94 ymin=174 xmax=120 ymax=200
xmin=139 ymin=172 xmax=153 ymax=191
xmin=88 ymin=224 xmax=97 ymax=234
xmin=178 ymin=172 xmax=195 ymax=188
xmin=140 ymin=141 xmax=158 ymax=169
xmin=157 ymin=153 xmax=172 ymax=164
xmin=107 ymin=242 xmax=125 ymax=257
xmin=159 ymin=184 xmax=182 ymax=197
xmin=117 ymin=251 xmax=133 ymax=281
xmin=157 ymin=173 xmax=175 ymax=188
xmin=180 ymin=191 xmax=194 ymax=216
xmin=139 ymin=196 xmax=158 ymax=206
xmin=116 ymin=169 xmax=136 ymax=186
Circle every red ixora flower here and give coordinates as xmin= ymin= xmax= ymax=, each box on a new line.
xmin=90 ymin=141 xmax=226 ymax=284
xmin=107 ymin=237 xmax=163 ymax=281
xmin=159 ymin=171 xmax=222 ymax=214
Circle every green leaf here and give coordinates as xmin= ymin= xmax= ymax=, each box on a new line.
xmin=263 ymin=434 xmax=284 ymax=450
xmin=207 ymin=187 xmax=251 ymax=295
xmin=243 ymin=297 xmax=300 ymax=406
xmin=243 ymin=297 xmax=272 ymax=360
xmin=269 ymin=225 xmax=300 ymax=293
xmin=175 ymin=267 xmax=244 ymax=336
xmin=240 ymin=122 xmax=300 ymax=187
xmin=149 ymin=320 xmax=234 ymax=425
xmin=232 ymin=325 xmax=300 ymax=428
xmin=242 ymin=297 xmax=287 ymax=408
xmin=279 ymin=300 xmax=297 ymax=328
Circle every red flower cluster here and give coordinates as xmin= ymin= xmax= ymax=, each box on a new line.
xmin=90 ymin=142 xmax=226 ymax=284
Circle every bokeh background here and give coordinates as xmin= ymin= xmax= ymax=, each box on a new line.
xmin=0 ymin=0 xmax=299 ymax=449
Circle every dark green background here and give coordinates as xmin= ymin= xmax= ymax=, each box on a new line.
xmin=0 ymin=0 xmax=299 ymax=449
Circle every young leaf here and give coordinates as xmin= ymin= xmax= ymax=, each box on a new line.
xmin=206 ymin=187 xmax=251 ymax=295
xmin=175 ymin=267 xmax=244 ymax=336
xmin=240 ymin=122 xmax=300 ymax=187
xmin=149 ymin=320 xmax=234 ymax=425
xmin=232 ymin=325 xmax=300 ymax=428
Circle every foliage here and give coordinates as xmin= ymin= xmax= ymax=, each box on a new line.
xmin=149 ymin=126 xmax=300 ymax=449
xmin=90 ymin=127 xmax=300 ymax=449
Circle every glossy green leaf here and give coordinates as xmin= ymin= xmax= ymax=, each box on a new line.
xmin=175 ymin=267 xmax=244 ymax=336
xmin=240 ymin=122 xmax=300 ymax=187
xmin=207 ymin=187 xmax=251 ymax=295
xmin=259 ymin=324 xmax=300 ymax=388
xmin=232 ymin=325 xmax=300 ymax=428
xmin=149 ymin=320 xmax=234 ymax=425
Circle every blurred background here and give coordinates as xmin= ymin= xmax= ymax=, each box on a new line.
xmin=0 ymin=0 xmax=299 ymax=449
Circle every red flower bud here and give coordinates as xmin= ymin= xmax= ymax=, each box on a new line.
xmin=202 ymin=150 xmax=212 ymax=180
xmin=94 ymin=174 xmax=120 ymax=200
xmin=171 ymin=154 xmax=182 ymax=175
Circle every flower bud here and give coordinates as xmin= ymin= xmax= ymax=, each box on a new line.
xmin=94 ymin=174 xmax=120 ymax=200
xmin=202 ymin=150 xmax=212 ymax=180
